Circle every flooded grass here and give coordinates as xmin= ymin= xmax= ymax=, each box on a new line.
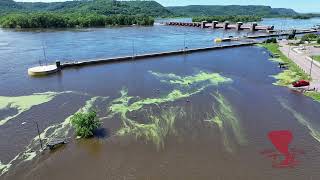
xmin=271 ymin=70 xmax=302 ymax=86
xmin=305 ymin=92 xmax=320 ymax=102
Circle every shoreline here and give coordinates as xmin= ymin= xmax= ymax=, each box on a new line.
xmin=260 ymin=42 xmax=320 ymax=102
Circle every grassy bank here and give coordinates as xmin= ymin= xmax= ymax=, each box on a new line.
xmin=260 ymin=43 xmax=320 ymax=102
xmin=259 ymin=43 xmax=309 ymax=86
xmin=305 ymin=92 xmax=320 ymax=102
xmin=312 ymin=55 xmax=320 ymax=63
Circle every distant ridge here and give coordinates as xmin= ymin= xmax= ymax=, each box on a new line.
xmin=167 ymin=5 xmax=298 ymax=17
xmin=0 ymin=0 xmax=173 ymax=17
xmin=0 ymin=1 xmax=302 ymax=17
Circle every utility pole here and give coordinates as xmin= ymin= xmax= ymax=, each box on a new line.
xmin=183 ymin=32 xmax=186 ymax=52
xmin=309 ymin=57 xmax=314 ymax=77
xmin=132 ymin=39 xmax=135 ymax=59
xmin=306 ymin=46 xmax=311 ymax=77
xmin=42 ymin=42 xmax=48 ymax=66
xmin=35 ymin=121 xmax=43 ymax=150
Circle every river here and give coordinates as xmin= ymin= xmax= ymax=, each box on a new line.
xmin=1 ymin=18 xmax=320 ymax=180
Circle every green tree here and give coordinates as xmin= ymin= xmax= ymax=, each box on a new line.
xmin=71 ymin=109 xmax=101 ymax=138
xmin=300 ymin=34 xmax=319 ymax=42
xmin=0 ymin=12 xmax=154 ymax=28
xmin=192 ymin=15 xmax=262 ymax=23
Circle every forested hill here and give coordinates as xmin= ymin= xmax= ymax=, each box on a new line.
xmin=0 ymin=0 xmax=173 ymax=17
xmin=167 ymin=5 xmax=298 ymax=17
xmin=0 ymin=0 xmax=24 ymax=14
xmin=0 ymin=0 xmax=301 ymax=18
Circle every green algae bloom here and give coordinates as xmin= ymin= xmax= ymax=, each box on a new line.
xmin=0 ymin=92 xmax=59 ymax=126
xmin=205 ymin=92 xmax=246 ymax=152
xmin=108 ymin=88 xmax=204 ymax=147
xmin=109 ymin=87 xmax=210 ymax=120
xmin=279 ymin=99 xmax=320 ymax=143
xmin=108 ymin=71 xmax=232 ymax=148
xmin=118 ymin=107 xmax=185 ymax=149
xmin=108 ymin=88 xmax=187 ymax=148
xmin=0 ymin=96 xmax=104 ymax=176
xmin=149 ymin=71 xmax=232 ymax=87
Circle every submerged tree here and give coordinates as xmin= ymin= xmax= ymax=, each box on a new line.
xmin=71 ymin=109 xmax=101 ymax=138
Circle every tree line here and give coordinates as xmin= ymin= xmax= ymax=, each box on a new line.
xmin=0 ymin=13 xmax=154 ymax=28
xmin=192 ymin=15 xmax=262 ymax=23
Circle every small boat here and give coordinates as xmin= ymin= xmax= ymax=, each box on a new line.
xmin=214 ymin=38 xmax=222 ymax=43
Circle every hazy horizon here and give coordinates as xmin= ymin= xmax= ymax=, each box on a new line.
xmin=14 ymin=0 xmax=320 ymax=13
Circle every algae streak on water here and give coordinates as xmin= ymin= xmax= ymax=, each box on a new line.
xmin=279 ymin=99 xmax=320 ymax=143
xmin=0 ymin=96 xmax=105 ymax=176
xmin=0 ymin=92 xmax=59 ymax=126
xmin=149 ymin=71 xmax=232 ymax=87
xmin=108 ymin=88 xmax=187 ymax=149
xmin=108 ymin=71 xmax=232 ymax=148
xmin=205 ymin=92 xmax=247 ymax=153
xmin=118 ymin=107 xmax=185 ymax=149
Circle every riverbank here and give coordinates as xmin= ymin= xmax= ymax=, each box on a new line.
xmin=312 ymin=55 xmax=320 ymax=63
xmin=260 ymin=42 xmax=320 ymax=102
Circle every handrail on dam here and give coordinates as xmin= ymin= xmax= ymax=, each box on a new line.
xmin=28 ymin=42 xmax=258 ymax=76
xmin=58 ymin=42 xmax=257 ymax=69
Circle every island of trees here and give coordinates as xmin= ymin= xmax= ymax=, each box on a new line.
xmin=0 ymin=13 xmax=154 ymax=28
xmin=192 ymin=15 xmax=262 ymax=23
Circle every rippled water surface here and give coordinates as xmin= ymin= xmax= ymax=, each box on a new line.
xmin=1 ymin=18 xmax=320 ymax=180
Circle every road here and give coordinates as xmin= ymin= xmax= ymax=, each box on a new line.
xmin=278 ymin=40 xmax=320 ymax=90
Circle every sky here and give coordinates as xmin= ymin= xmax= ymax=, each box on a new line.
xmin=14 ymin=0 xmax=320 ymax=13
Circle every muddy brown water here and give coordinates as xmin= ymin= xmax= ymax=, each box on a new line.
xmin=1 ymin=45 xmax=320 ymax=180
